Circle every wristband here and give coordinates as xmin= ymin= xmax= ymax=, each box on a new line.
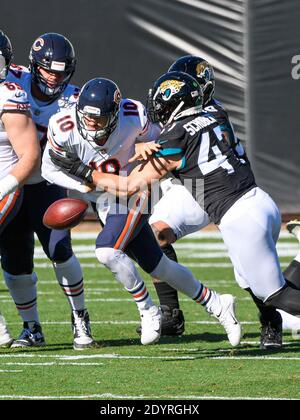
xmin=0 ymin=174 xmax=19 ymax=200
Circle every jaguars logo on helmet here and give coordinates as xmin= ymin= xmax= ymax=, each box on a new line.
xmin=158 ymin=80 xmax=185 ymax=101
xmin=169 ymin=55 xmax=215 ymax=105
xmin=148 ymin=71 xmax=203 ymax=126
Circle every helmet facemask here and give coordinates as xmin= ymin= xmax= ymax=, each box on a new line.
xmin=31 ymin=61 xmax=75 ymax=99
xmin=0 ymin=55 xmax=9 ymax=82
xmin=0 ymin=31 xmax=13 ymax=83
xmin=76 ymin=104 xmax=119 ymax=147
xmin=149 ymin=72 xmax=203 ymax=127
xmin=29 ymin=33 xmax=76 ymax=100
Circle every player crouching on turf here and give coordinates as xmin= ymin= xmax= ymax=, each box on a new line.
xmin=43 ymin=77 xmax=242 ymax=347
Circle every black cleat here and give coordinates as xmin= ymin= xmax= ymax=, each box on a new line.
xmin=11 ymin=322 xmax=46 ymax=348
xmin=136 ymin=305 xmax=185 ymax=336
xmin=260 ymin=316 xmax=282 ymax=350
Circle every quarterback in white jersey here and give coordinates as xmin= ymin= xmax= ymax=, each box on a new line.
xmin=1 ymin=33 xmax=93 ymax=350
xmin=42 ymin=97 xmax=160 ymax=217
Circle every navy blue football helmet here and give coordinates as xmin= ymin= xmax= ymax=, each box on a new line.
xmin=147 ymin=71 xmax=203 ymax=126
xmin=76 ymin=78 xmax=122 ymax=146
xmin=29 ymin=32 xmax=76 ymax=98
xmin=168 ymin=56 xmax=215 ymax=105
xmin=0 ymin=30 xmax=13 ymax=82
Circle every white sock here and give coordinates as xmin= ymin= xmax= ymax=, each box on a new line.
xmin=53 ymin=255 xmax=85 ymax=312
xmin=4 ymin=271 xmax=39 ymax=323
xmin=150 ymin=254 xmax=221 ymax=313
xmin=127 ymin=281 xmax=154 ymax=311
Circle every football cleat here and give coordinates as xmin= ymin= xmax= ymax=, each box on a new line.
xmin=139 ymin=305 xmax=162 ymax=345
xmin=136 ymin=305 xmax=185 ymax=336
xmin=260 ymin=316 xmax=282 ymax=350
xmin=72 ymin=309 xmax=94 ymax=350
xmin=286 ymin=219 xmax=300 ymax=240
xmin=211 ymin=294 xmax=241 ymax=347
xmin=11 ymin=322 xmax=45 ymax=348
xmin=0 ymin=312 xmax=13 ymax=347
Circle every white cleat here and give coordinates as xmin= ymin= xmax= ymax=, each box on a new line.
xmin=72 ymin=310 xmax=94 ymax=350
xmin=140 ymin=305 xmax=162 ymax=345
xmin=286 ymin=220 xmax=300 ymax=241
xmin=0 ymin=312 xmax=13 ymax=347
xmin=214 ymin=294 xmax=241 ymax=347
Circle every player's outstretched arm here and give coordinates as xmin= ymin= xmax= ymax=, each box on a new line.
xmin=0 ymin=112 xmax=40 ymax=199
xmin=49 ymin=148 xmax=182 ymax=197
xmin=129 ymin=141 xmax=161 ymax=162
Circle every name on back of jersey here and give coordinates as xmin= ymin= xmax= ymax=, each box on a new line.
xmin=183 ymin=115 xmax=216 ymax=136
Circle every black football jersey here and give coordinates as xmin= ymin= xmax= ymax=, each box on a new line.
xmin=204 ymin=98 xmax=247 ymax=161
xmin=155 ymin=112 xmax=256 ymax=224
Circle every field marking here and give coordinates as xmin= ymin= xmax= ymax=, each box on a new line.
xmin=4 ymin=319 xmax=258 ymax=326
xmin=52 ymin=231 xmax=296 ymax=240
xmin=0 ymin=354 xmax=196 ymax=361
xmin=210 ymin=356 xmax=300 ymax=361
xmin=2 ymin=353 xmax=300 ymax=363
xmin=0 ymin=297 xmax=252 ymax=304
xmin=33 ymin=262 xmax=236 ymax=269
xmin=1 ymin=362 xmax=104 ymax=366
xmin=32 ymin=251 xmax=299 ymax=259
xmin=0 ymin=369 xmax=23 ymax=373
xmin=0 ymin=393 xmax=296 ymax=400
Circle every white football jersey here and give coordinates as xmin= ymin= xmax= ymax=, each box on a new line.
xmin=42 ymin=98 xmax=161 ymax=210
xmin=7 ymin=64 xmax=80 ymax=183
xmin=0 ymin=81 xmax=30 ymax=179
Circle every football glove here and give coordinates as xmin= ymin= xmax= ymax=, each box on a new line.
xmin=49 ymin=149 xmax=94 ymax=184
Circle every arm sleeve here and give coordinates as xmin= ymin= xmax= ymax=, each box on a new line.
xmin=137 ymin=121 xmax=161 ymax=142
xmin=41 ymin=121 xmax=90 ymax=193
xmin=41 ymin=142 xmax=90 ymax=193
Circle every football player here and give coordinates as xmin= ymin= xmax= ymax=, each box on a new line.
xmin=139 ymin=56 xmax=247 ymax=338
xmin=43 ymin=77 xmax=242 ymax=347
xmin=0 ymin=30 xmax=40 ymax=347
xmin=2 ymin=33 xmax=94 ymax=350
xmin=51 ymin=71 xmax=300 ymax=322
xmin=145 ymin=55 xmax=282 ymax=349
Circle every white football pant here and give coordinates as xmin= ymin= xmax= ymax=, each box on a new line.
xmin=219 ymin=187 xmax=285 ymax=301
xmin=149 ymin=179 xmax=210 ymax=239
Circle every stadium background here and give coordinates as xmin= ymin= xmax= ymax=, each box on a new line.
xmin=2 ymin=0 xmax=300 ymax=213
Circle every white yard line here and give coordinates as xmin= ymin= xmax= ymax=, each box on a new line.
xmin=5 ymin=319 xmax=258 ymax=325
xmin=210 ymin=356 xmax=300 ymax=361
xmin=58 ymin=231 xmax=295 ymax=240
xmin=0 ymin=354 xmax=195 ymax=361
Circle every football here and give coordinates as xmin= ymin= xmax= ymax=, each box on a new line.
xmin=43 ymin=198 xmax=89 ymax=230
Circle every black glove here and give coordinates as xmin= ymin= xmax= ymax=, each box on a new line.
xmin=49 ymin=149 xmax=94 ymax=184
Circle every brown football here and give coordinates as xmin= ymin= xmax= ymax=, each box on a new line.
xmin=43 ymin=198 xmax=88 ymax=230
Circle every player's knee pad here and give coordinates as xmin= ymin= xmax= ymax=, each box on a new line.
xmin=4 ymin=271 xmax=38 ymax=290
xmin=161 ymin=244 xmax=178 ymax=262
xmin=95 ymin=247 xmax=125 ymax=270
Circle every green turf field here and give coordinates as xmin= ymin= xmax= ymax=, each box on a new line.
xmin=1 ymin=229 xmax=300 ymax=400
